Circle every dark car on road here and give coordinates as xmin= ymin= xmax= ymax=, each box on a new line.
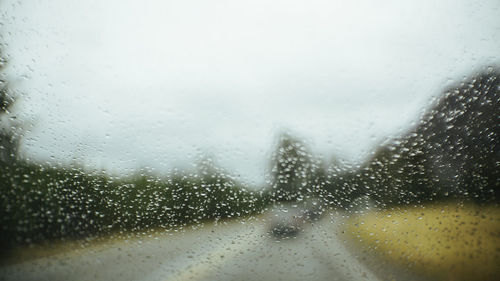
xmin=267 ymin=200 xmax=324 ymax=238
xmin=267 ymin=204 xmax=305 ymax=238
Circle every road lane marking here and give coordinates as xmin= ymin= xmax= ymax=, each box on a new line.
xmin=163 ymin=224 xmax=263 ymax=281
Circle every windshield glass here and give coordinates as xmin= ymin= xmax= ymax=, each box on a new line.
xmin=1 ymin=1 xmax=499 ymax=281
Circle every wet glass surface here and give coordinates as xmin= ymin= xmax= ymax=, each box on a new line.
xmin=1 ymin=1 xmax=499 ymax=281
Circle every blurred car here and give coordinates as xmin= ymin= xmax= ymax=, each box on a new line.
xmin=267 ymin=199 xmax=326 ymax=238
xmin=267 ymin=204 xmax=306 ymax=238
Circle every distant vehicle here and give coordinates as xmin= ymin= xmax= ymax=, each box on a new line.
xmin=267 ymin=204 xmax=306 ymax=238
xmin=267 ymin=200 xmax=324 ymax=238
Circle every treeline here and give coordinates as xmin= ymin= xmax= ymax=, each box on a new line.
xmin=269 ymin=67 xmax=499 ymax=209
xmin=356 ymin=67 xmax=499 ymax=207
xmin=0 ymin=161 xmax=269 ymax=248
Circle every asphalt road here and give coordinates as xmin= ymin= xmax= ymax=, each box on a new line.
xmin=0 ymin=213 xmax=381 ymax=281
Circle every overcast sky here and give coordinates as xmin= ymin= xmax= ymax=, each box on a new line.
xmin=1 ymin=0 xmax=499 ymax=186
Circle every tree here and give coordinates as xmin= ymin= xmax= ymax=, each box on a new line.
xmin=0 ymin=43 xmax=20 ymax=164
xmin=269 ymin=132 xmax=314 ymax=202
xmin=357 ymin=67 xmax=500 ymax=206
xmin=418 ymin=67 xmax=500 ymax=202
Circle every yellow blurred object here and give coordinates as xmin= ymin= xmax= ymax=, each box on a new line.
xmin=347 ymin=203 xmax=500 ymax=281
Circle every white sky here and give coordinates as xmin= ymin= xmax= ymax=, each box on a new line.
xmin=2 ymin=0 xmax=499 ymax=186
